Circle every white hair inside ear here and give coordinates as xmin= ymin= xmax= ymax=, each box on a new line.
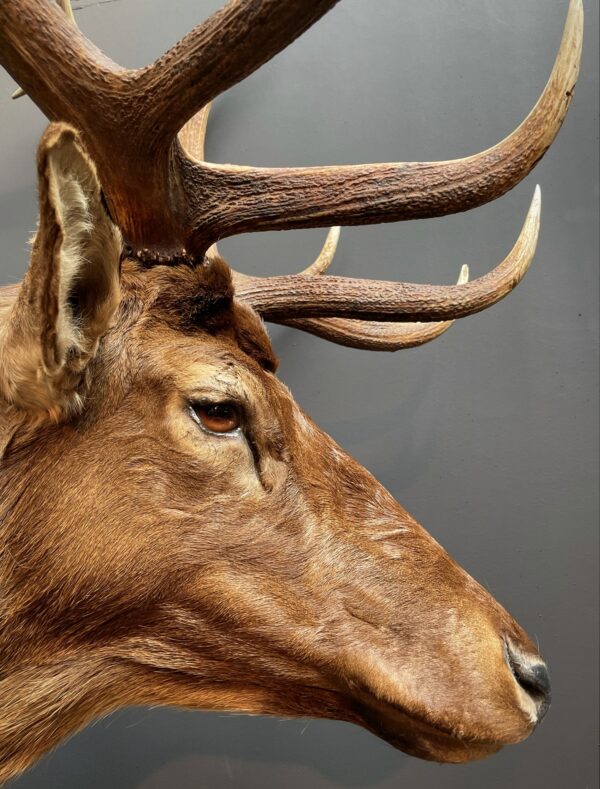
xmin=46 ymin=129 xmax=122 ymax=367
xmin=0 ymin=123 xmax=121 ymax=417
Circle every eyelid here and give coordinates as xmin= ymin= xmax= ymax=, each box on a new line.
xmin=188 ymin=383 xmax=242 ymax=401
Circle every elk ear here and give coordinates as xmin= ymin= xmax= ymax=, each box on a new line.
xmin=0 ymin=123 xmax=122 ymax=417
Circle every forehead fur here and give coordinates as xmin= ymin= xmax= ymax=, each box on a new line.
xmin=120 ymin=256 xmax=278 ymax=372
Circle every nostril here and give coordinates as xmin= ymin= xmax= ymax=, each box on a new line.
xmin=505 ymin=641 xmax=552 ymax=722
xmin=512 ymin=660 xmax=551 ymax=700
xmin=523 ymin=662 xmax=551 ymax=697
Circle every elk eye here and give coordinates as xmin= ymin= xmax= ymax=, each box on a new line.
xmin=191 ymin=402 xmax=241 ymax=434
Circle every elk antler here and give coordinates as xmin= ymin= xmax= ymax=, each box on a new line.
xmin=182 ymin=0 xmax=581 ymax=254
xmin=0 ymin=0 xmax=583 ymax=257
xmin=236 ymin=187 xmax=541 ymax=322
xmin=0 ymin=0 xmax=342 ymax=249
xmin=179 ymin=102 xmax=470 ymax=351
xmin=277 ymin=266 xmax=471 ymax=351
xmin=11 ymin=0 xmax=75 ymax=99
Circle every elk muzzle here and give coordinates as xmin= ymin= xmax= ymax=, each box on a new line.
xmin=288 ymin=425 xmax=552 ymax=762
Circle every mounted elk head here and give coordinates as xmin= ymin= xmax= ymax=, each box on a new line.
xmin=0 ymin=0 xmax=583 ymax=782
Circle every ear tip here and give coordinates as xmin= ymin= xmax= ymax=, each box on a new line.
xmin=40 ymin=121 xmax=79 ymax=147
xmin=38 ymin=122 xmax=101 ymax=193
xmin=37 ymin=122 xmax=84 ymax=167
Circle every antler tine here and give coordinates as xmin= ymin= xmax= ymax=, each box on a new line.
xmin=0 ymin=0 xmax=581 ymax=255
xmin=179 ymin=103 xmax=213 ymax=164
xmin=0 ymin=1 xmax=122 ymax=126
xmin=236 ymin=187 xmax=541 ymax=322
xmin=136 ymin=1 xmax=342 ymax=147
xmin=229 ymin=226 xmax=341 ymax=289
xmin=301 ymin=227 xmax=342 ymax=276
xmin=181 ymin=105 xmax=342 ymax=276
xmin=278 ymin=266 xmax=469 ymax=351
xmin=187 ymin=0 xmax=582 ymax=252
xmin=177 ymin=95 xmax=466 ymax=354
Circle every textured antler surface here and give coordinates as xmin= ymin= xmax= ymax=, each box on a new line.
xmin=278 ymin=266 xmax=470 ymax=352
xmin=184 ymin=0 xmax=581 ymax=251
xmin=0 ymin=0 xmax=340 ymax=248
xmin=236 ymin=188 xmax=541 ymax=322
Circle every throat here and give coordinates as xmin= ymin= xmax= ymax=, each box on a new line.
xmin=0 ymin=653 xmax=125 ymax=784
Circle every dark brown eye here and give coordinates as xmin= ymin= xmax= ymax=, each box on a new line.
xmin=192 ymin=402 xmax=241 ymax=434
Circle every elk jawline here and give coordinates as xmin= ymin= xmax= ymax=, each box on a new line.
xmin=327 ymin=653 xmax=521 ymax=761
xmin=340 ymin=690 xmax=507 ymax=764
xmin=290 ymin=668 xmax=518 ymax=762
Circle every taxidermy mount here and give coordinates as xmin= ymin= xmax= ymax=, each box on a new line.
xmin=0 ymin=0 xmax=583 ymax=782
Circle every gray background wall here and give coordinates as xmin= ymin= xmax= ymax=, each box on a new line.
xmin=1 ymin=1 xmax=597 ymax=787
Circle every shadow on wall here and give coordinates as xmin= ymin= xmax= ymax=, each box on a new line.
xmin=274 ymin=322 xmax=448 ymax=495
xmin=16 ymin=708 xmax=408 ymax=789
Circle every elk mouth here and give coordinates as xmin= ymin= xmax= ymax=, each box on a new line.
xmin=319 ymin=636 xmax=542 ymax=762
xmin=234 ymin=676 xmax=509 ymax=762
xmin=334 ymin=643 xmax=546 ymax=763
xmin=354 ymin=697 xmax=506 ymax=763
xmin=340 ymin=671 xmax=543 ymax=764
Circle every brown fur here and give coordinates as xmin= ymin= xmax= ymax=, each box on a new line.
xmin=0 ymin=126 xmax=545 ymax=783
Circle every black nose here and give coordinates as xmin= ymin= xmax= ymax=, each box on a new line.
xmin=505 ymin=641 xmax=552 ymax=722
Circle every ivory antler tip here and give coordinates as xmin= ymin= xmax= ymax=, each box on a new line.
xmin=300 ymin=225 xmax=342 ymax=275
xmin=529 ymin=185 xmax=542 ymax=228
xmin=571 ymin=0 xmax=584 ymax=22
xmin=457 ymin=264 xmax=470 ymax=285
